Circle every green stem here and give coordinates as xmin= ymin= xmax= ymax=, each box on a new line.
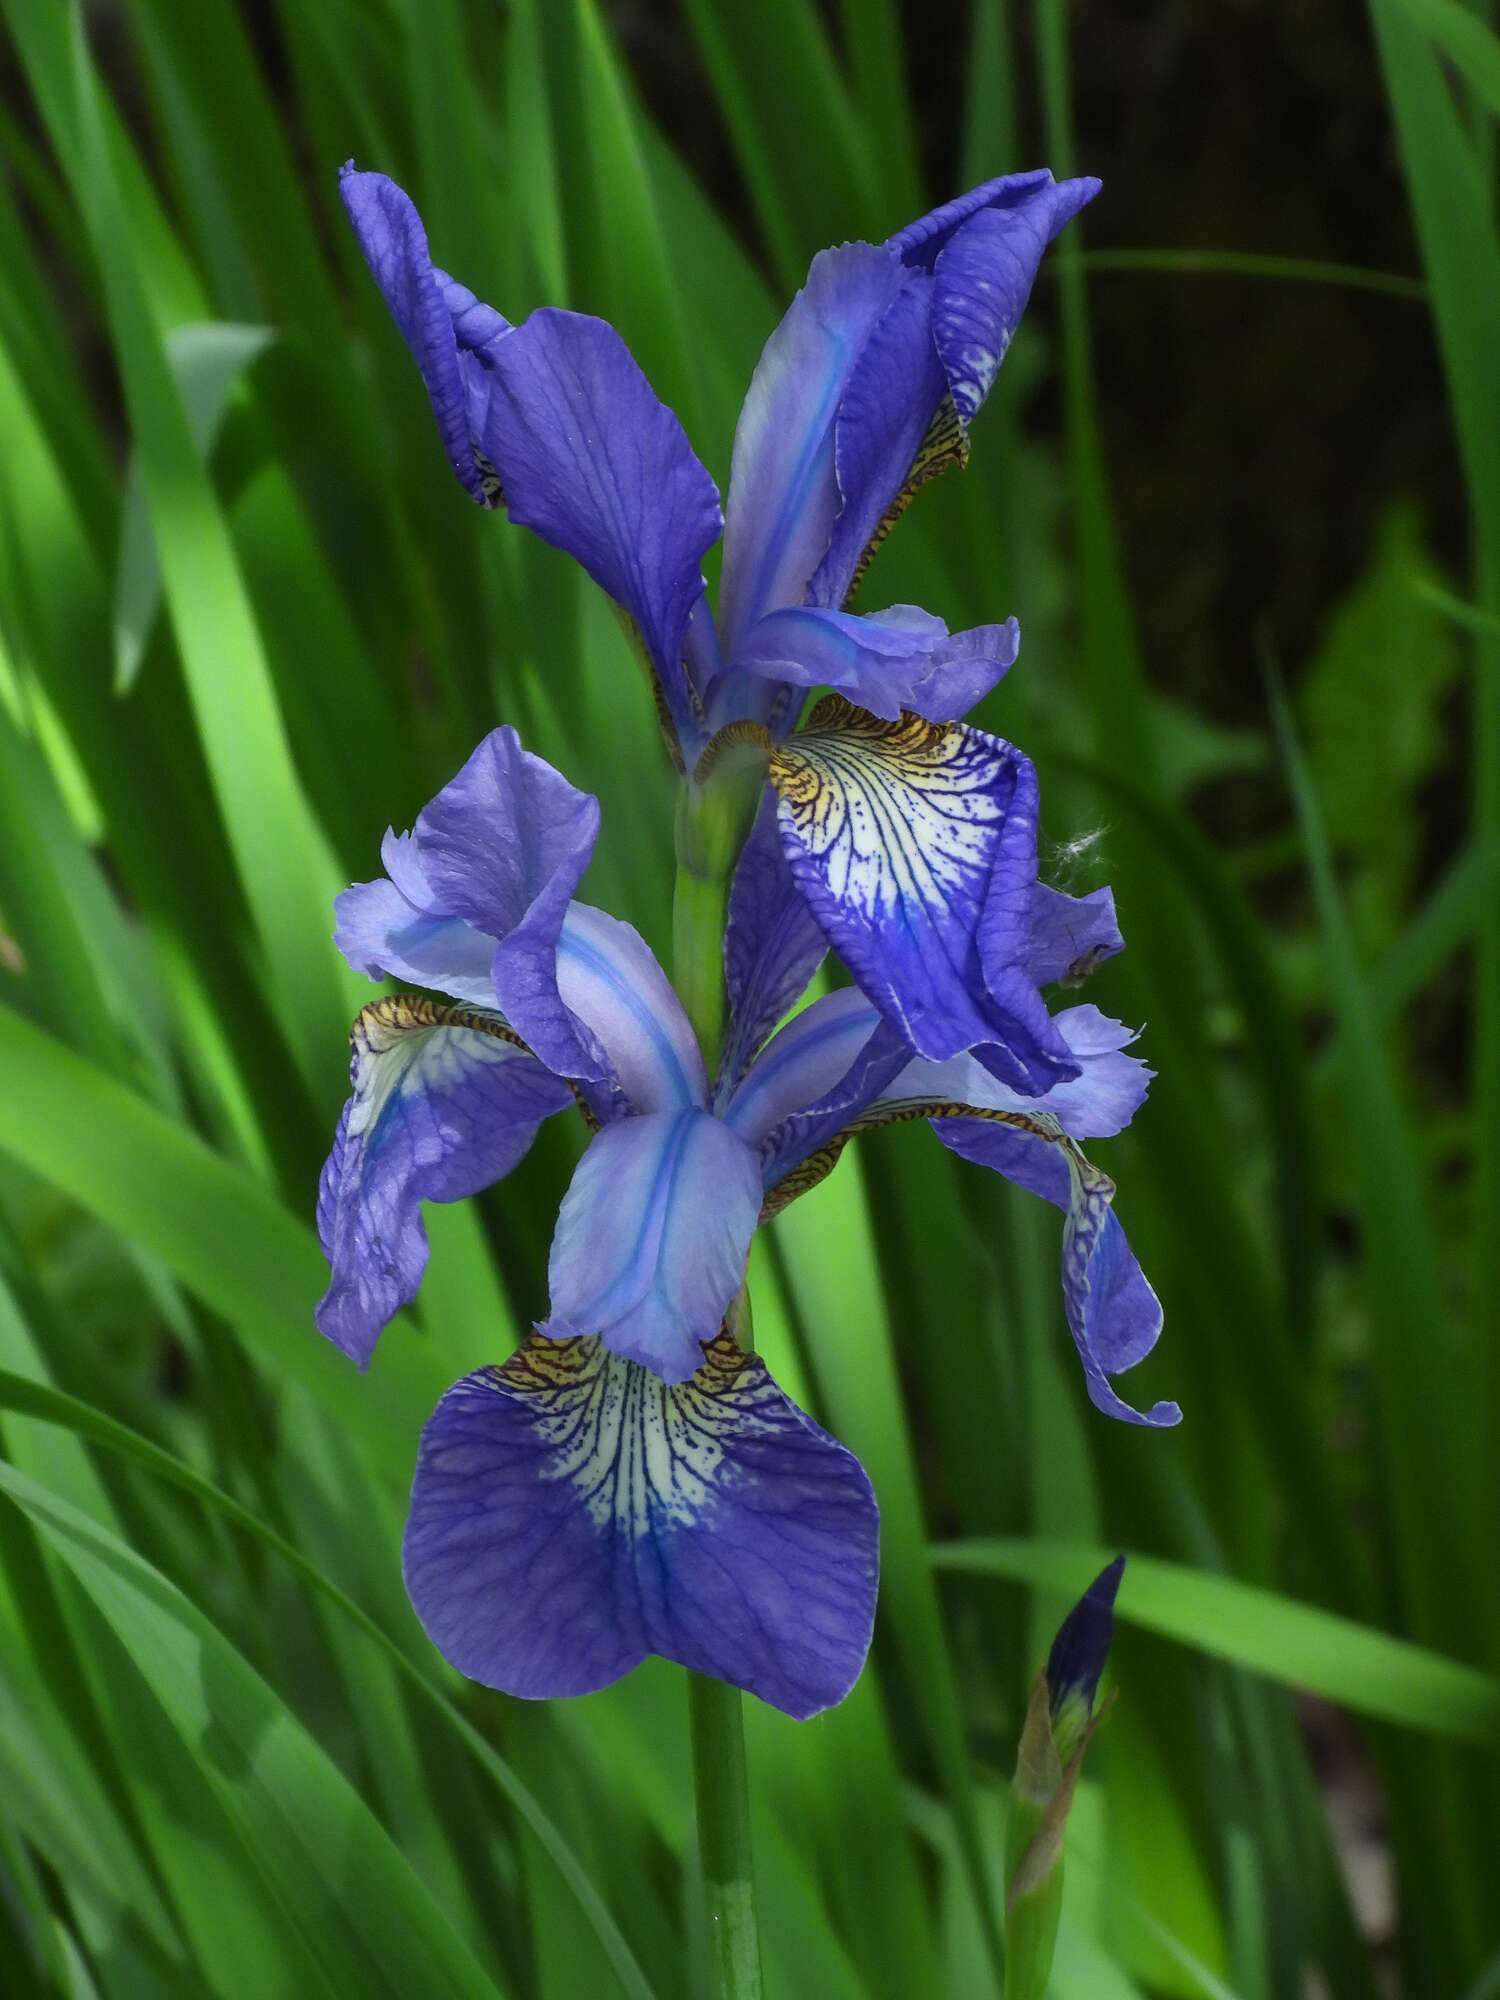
xmin=671 ymin=745 xmax=766 ymax=1997
xmin=688 ymin=1671 xmax=763 ymax=2000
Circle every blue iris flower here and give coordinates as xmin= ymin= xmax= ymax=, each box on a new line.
xmin=342 ymin=166 xmax=1113 ymax=1102
xmin=317 ymin=731 xmax=1176 ymax=1720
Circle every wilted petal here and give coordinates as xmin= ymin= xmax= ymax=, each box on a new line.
xmin=718 ymin=244 xmax=911 ymax=656
xmin=482 ymin=309 xmax=722 ymax=738
xmin=556 ymin=903 xmax=708 ymax=1115
xmin=543 ymin=1110 xmax=762 ymax=1382
xmin=315 ymin=997 xmax=574 ymax=1365
xmin=403 ymin=1332 xmax=879 ymax=1718
xmin=1027 ymin=883 xmax=1124 ymax=987
xmin=719 ymin=792 xmax=827 ymax=1089
xmin=412 ymin=728 xmax=604 ymax=1081
xmin=340 ymin=166 xmax=508 ymax=505
xmin=736 ymin=604 xmax=1018 ymax=722
xmin=768 ymin=699 xmax=1077 ymax=1089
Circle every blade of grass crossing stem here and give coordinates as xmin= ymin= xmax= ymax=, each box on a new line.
xmin=65 ymin=6 xmax=357 ymax=1097
xmin=770 ymin=1165 xmax=1006 ymax=1987
xmin=1367 ymin=0 xmax=1500 ymax=1638
xmin=1268 ymin=678 xmax=1478 ymax=1655
xmin=0 ymin=1372 xmax=662 ymax=2000
xmin=933 ymin=1541 xmax=1500 ymax=1742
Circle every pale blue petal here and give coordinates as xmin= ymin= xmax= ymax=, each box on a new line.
xmin=542 ymin=1110 xmax=762 ymax=1382
xmin=556 ymin=903 xmax=708 ymax=1115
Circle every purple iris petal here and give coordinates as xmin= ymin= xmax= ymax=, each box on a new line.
xmin=1027 ymin=883 xmax=1125 ymax=987
xmin=719 ymin=792 xmax=827 ymax=1090
xmin=481 ymin=308 xmax=722 ymax=740
xmin=556 ymin=903 xmax=708 ymax=1115
xmin=886 ymin=1003 xmax=1150 ymax=1142
xmin=412 ymin=728 xmax=605 ymax=1082
xmin=315 ymin=998 xmax=573 ymax=1366
xmin=333 ymin=832 xmax=498 ymax=1007
xmin=736 ymin=604 xmax=1019 ymax=723
xmin=805 ymin=276 xmax=945 ymax=611
xmin=717 ymin=243 xmax=911 ymax=658
xmin=926 ymin=178 xmax=1101 ymax=424
xmin=769 ymin=704 xmax=1079 ymax=1090
xmin=756 ymin=1008 xmax=912 ymax=1196
xmin=403 ymin=1333 xmax=879 ymax=1718
xmin=340 ymin=166 xmax=509 ymax=505
xmin=725 ymin=987 xmax=887 ymax=1151
xmin=542 ymin=1109 xmax=762 ymax=1382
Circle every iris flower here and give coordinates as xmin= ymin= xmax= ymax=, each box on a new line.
xmin=317 ymin=731 xmax=1175 ymax=1720
xmin=342 ymin=164 xmax=1109 ymax=1100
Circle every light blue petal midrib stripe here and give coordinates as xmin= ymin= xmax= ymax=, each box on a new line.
xmin=557 ymin=925 xmax=700 ymax=1111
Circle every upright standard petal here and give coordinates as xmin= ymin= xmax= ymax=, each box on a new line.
xmin=769 ymin=699 xmax=1078 ymax=1090
xmin=717 ymin=243 xmax=911 ymax=657
xmin=315 ymin=997 xmax=574 ymax=1365
xmin=412 ymin=728 xmax=604 ymax=1081
xmin=735 ymin=604 xmax=1018 ymax=723
xmin=481 ymin=309 xmax=722 ymax=744
xmin=333 ymin=831 xmax=499 ymax=1007
xmin=542 ymin=1110 xmax=762 ymax=1382
xmin=403 ymin=1332 xmax=879 ymax=1718
xmin=340 ymin=166 xmax=509 ymax=505
xmin=887 ymin=171 xmax=1101 ymax=426
xmin=804 ymin=277 xmax=949 ymax=612
xmin=718 ymin=792 xmax=827 ymax=1091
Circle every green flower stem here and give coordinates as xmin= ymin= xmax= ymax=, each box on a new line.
xmin=672 ymin=747 xmax=767 ymax=2000
xmin=671 ymin=735 xmax=769 ymax=1067
xmin=688 ymin=1671 xmax=763 ymax=2000
xmin=672 ymin=855 xmax=731 ymax=1069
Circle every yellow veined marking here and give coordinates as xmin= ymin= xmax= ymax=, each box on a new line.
xmin=348 ymin=993 xmax=599 ymax=1132
xmin=769 ymin=700 xmax=1004 ymax=937
xmin=844 ymin=392 xmax=970 ymax=606
xmin=759 ymin=1094 xmax=1099 ymax=1223
xmin=482 ymin=1326 xmax=767 ymax=1537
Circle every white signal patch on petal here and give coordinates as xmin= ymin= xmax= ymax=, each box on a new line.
xmin=767 ymin=697 xmax=1054 ymax=1065
xmin=402 ymin=1331 xmax=880 ymax=1717
xmin=771 ymin=701 xmax=1006 ymax=931
xmin=499 ymin=1333 xmax=782 ymax=1535
xmin=345 ymin=995 xmax=531 ymax=1152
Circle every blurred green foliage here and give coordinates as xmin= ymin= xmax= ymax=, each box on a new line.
xmin=0 ymin=0 xmax=1496 ymax=1993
